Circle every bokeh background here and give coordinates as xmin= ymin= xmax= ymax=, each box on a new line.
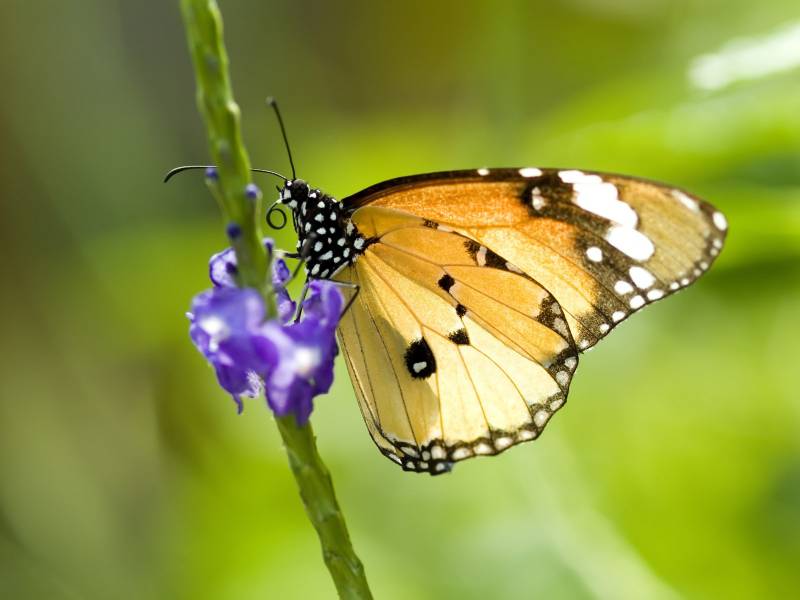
xmin=2 ymin=1 xmax=799 ymax=598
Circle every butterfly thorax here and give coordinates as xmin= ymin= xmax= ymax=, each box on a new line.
xmin=279 ymin=179 xmax=366 ymax=279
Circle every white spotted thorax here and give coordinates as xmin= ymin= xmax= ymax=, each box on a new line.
xmin=279 ymin=179 xmax=367 ymax=279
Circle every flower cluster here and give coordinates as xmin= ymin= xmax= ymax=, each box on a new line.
xmin=188 ymin=240 xmax=343 ymax=423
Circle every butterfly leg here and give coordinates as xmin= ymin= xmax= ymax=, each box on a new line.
xmin=294 ymin=279 xmax=360 ymax=322
xmin=282 ymin=230 xmax=324 ymax=283
xmin=293 ymin=280 xmax=310 ymax=323
xmin=330 ymin=280 xmax=360 ymax=318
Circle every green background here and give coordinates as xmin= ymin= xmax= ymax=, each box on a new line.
xmin=1 ymin=1 xmax=799 ymax=598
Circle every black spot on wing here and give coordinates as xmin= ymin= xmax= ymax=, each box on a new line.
xmin=448 ymin=328 xmax=470 ymax=345
xmin=463 ymin=239 xmax=514 ymax=271
xmin=422 ymin=219 xmax=439 ymax=229
xmin=404 ymin=338 xmax=436 ymax=379
xmin=455 ymin=303 xmax=467 ymax=317
xmin=438 ymin=273 xmax=455 ymax=292
xmin=463 ymin=239 xmax=481 ymax=258
xmin=522 ymin=172 xmax=574 ymax=206
xmin=483 ymin=248 xmax=507 ymax=270
xmin=537 ymin=296 xmax=574 ymax=344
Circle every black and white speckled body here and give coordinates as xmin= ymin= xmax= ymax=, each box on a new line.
xmin=279 ymin=179 xmax=366 ymax=278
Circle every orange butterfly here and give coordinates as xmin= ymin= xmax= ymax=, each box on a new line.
xmin=275 ymin=166 xmax=726 ymax=474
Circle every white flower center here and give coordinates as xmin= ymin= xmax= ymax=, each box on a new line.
xmin=200 ymin=315 xmax=229 ymax=351
xmin=293 ymin=346 xmax=321 ymax=377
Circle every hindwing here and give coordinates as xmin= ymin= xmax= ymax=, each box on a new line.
xmin=334 ymin=209 xmax=578 ymax=474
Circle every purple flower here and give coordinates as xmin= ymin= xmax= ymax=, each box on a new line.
xmin=262 ymin=281 xmax=343 ymax=423
xmin=189 ymin=242 xmax=343 ymax=423
xmin=188 ymin=286 xmax=271 ymax=412
xmin=208 ymin=247 xmax=239 ymax=288
xmin=271 ymin=253 xmax=296 ymax=324
xmin=209 ymin=239 xmax=296 ymax=323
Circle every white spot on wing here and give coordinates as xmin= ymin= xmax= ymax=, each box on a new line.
xmin=560 ymin=170 xmax=638 ymax=228
xmin=612 ymin=310 xmax=626 ymax=322
xmin=555 ymin=371 xmax=569 ymax=386
xmin=531 ymin=193 xmax=546 ymax=211
xmin=671 ymin=189 xmax=699 ymax=212
xmin=713 ymin=211 xmax=728 ymax=230
xmin=606 ymin=226 xmax=655 ymax=260
xmin=615 ymin=280 xmax=634 ymax=295
xmin=630 ymin=295 xmax=646 ymax=309
xmin=586 ymin=246 xmax=603 ymax=262
xmin=474 ymin=442 xmax=493 ymax=455
xmin=477 ymin=168 xmax=490 ymax=176
xmin=519 ymin=167 xmax=543 ymax=178
xmin=552 ymin=317 xmax=569 ymax=338
xmin=629 ymin=266 xmax=656 ymax=289
xmin=534 ymin=410 xmax=550 ymax=427
xmin=452 ymin=447 xmax=471 ymax=460
xmin=557 ymin=170 xmax=585 ymax=183
xmin=495 ymin=437 xmax=513 ymax=450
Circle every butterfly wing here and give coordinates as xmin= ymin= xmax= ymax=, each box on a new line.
xmin=334 ymin=208 xmax=578 ymax=474
xmin=343 ymin=168 xmax=727 ymax=350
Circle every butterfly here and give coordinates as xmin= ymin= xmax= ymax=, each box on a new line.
xmin=273 ymin=164 xmax=727 ymax=475
xmin=171 ymin=101 xmax=727 ymax=475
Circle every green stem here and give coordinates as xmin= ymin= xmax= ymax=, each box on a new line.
xmin=276 ymin=416 xmax=373 ymax=600
xmin=179 ymin=0 xmax=269 ymax=302
xmin=179 ymin=2 xmax=372 ymax=598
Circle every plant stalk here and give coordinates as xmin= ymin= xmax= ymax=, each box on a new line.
xmin=178 ymin=2 xmax=372 ymax=597
xmin=276 ymin=415 xmax=373 ymax=599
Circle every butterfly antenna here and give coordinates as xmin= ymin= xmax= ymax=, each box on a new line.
xmin=266 ymin=97 xmax=296 ymax=180
xmin=163 ymin=165 xmax=288 ymax=183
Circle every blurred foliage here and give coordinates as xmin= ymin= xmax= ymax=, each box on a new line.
xmin=1 ymin=0 xmax=799 ymax=598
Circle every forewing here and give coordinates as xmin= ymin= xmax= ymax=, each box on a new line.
xmin=343 ymin=168 xmax=727 ymax=350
